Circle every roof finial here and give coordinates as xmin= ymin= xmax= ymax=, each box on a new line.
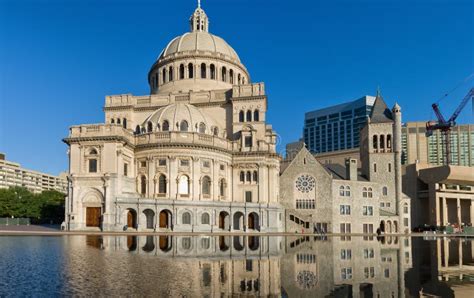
xmin=376 ymin=86 xmax=381 ymax=97
xmin=198 ymin=0 xmax=201 ymax=9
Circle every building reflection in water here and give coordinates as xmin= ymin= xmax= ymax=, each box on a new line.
xmin=74 ymin=235 xmax=474 ymax=297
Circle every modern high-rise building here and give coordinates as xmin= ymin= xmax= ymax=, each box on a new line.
xmin=401 ymin=122 xmax=474 ymax=166
xmin=303 ymin=96 xmax=376 ymax=153
xmin=0 ymin=153 xmax=68 ymax=193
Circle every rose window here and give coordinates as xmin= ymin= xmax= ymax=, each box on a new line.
xmin=297 ymin=271 xmax=317 ymax=289
xmin=296 ymin=175 xmax=315 ymax=193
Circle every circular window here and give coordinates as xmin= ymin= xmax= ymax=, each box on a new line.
xmin=297 ymin=271 xmax=317 ymax=289
xmin=296 ymin=175 xmax=315 ymax=193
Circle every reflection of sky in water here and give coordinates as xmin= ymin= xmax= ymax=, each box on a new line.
xmin=0 ymin=236 xmax=473 ymax=297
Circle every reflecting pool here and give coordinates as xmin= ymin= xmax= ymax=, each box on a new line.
xmin=0 ymin=235 xmax=473 ymax=297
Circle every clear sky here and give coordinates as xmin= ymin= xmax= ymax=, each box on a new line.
xmin=0 ymin=0 xmax=473 ymax=176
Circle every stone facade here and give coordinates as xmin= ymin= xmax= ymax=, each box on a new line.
xmin=63 ymin=5 xmax=283 ymax=232
xmin=280 ymin=94 xmax=411 ymax=234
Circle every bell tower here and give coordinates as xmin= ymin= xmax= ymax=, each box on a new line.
xmin=190 ymin=0 xmax=209 ymax=32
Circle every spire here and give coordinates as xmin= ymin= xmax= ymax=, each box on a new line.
xmin=190 ymin=1 xmax=209 ymax=32
xmin=370 ymin=88 xmax=394 ymax=123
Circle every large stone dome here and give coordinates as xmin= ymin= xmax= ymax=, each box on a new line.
xmin=141 ymin=103 xmax=219 ymax=135
xmin=147 ymin=5 xmax=250 ymax=94
xmin=158 ymin=31 xmax=241 ymax=64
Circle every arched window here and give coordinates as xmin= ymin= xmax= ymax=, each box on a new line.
xmin=188 ymin=63 xmax=194 ymax=79
xmin=141 ymin=127 xmax=146 ymax=134
xmin=168 ymin=66 xmax=173 ymax=81
xmin=339 ymin=185 xmax=345 ymax=196
xmin=202 ymin=176 xmax=211 ymax=195
xmin=89 ymin=148 xmax=98 ymax=155
xmin=111 ymin=118 xmax=115 ymax=124
xmin=182 ymin=212 xmax=191 ymax=224
xmin=162 ymin=68 xmax=167 ymax=83
xmin=162 ymin=120 xmax=169 ymax=131
xmin=117 ymin=118 xmax=121 ymax=125
xmin=198 ymin=122 xmax=206 ymax=134
xmin=254 ymin=110 xmax=259 ymax=121
xmin=213 ymin=127 xmax=219 ymax=136
xmin=219 ymin=179 xmax=225 ymax=197
xmin=210 ymin=64 xmax=216 ymax=79
xmin=147 ymin=121 xmax=153 ymax=133
xmin=345 ymin=186 xmax=351 ymax=196
xmin=239 ymin=111 xmax=244 ymax=122
xmin=240 ymin=171 xmax=245 ymax=182
xmin=158 ymin=174 xmax=167 ymax=194
xmin=246 ymin=110 xmax=252 ymax=122
xmin=373 ymin=135 xmax=378 ymax=149
xmin=253 ymin=171 xmax=258 ymax=182
xmin=140 ymin=175 xmax=147 ymax=195
xmin=229 ymin=69 xmax=234 ymax=84
xmin=387 ymin=134 xmax=392 ymax=149
xmin=221 ymin=66 xmax=227 ymax=82
xmin=382 ymin=186 xmax=388 ymax=196
xmin=380 ymin=135 xmax=385 ymax=149
xmin=201 ymin=213 xmax=210 ymax=225
xmin=246 ymin=171 xmax=251 ymax=182
xmin=368 ymin=187 xmax=373 ymax=198
xmin=135 ymin=125 xmax=141 ymax=134
xmin=201 ymin=63 xmax=206 ymax=78
xmin=123 ymin=118 xmax=127 ymax=129
xmin=178 ymin=175 xmax=189 ymax=195
xmin=88 ymin=159 xmax=97 ymax=173
xmin=179 ymin=64 xmax=185 ymax=79
xmin=180 ymin=120 xmax=189 ymax=132
xmin=362 ymin=187 xmax=368 ymax=198
xmin=242 ymin=77 xmax=245 ymax=84
xmin=238 ymin=74 xmax=241 ymax=85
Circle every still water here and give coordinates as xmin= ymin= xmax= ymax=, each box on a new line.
xmin=0 ymin=235 xmax=473 ymax=297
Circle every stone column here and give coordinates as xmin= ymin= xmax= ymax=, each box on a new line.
xmin=457 ymin=198 xmax=461 ymax=225
xmin=442 ymin=197 xmax=448 ymax=225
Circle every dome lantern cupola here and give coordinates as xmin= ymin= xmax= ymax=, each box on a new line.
xmin=190 ymin=0 xmax=209 ymax=32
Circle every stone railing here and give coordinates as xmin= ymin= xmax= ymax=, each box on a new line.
xmin=68 ymin=124 xmax=134 ymax=143
xmin=232 ymin=82 xmax=265 ymax=98
xmin=135 ymin=131 xmax=234 ymax=151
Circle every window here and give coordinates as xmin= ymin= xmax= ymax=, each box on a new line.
xmin=245 ymin=191 xmax=252 ymax=202
xmin=140 ymin=161 xmax=147 ymax=168
xmin=201 ymin=213 xmax=210 ymax=225
xmin=246 ymin=260 xmax=253 ymax=272
xmin=382 ymin=187 xmax=388 ymax=196
xmin=135 ymin=125 xmax=141 ymax=134
xmin=238 ymin=73 xmax=241 ymax=84
xmin=202 ymin=176 xmax=211 ymax=195
xmin=373 ymin=135 xmax=378 ymax=149
xmin=345 ymin=186 xmax=351 ymax=196
xmin=201 ymin=237 xmax=210 ymax=249
xmin=213 ymin=127 xmax=219 ymax=136
xmin=168 ymin=66 xmax=173 ymax=81
xmin=140 ymin=175 xmax=147 ymax=195
xmin=123 ymin=163 xmax=128 ymax=176
xmin=339 ymin=185 xmax=345 ymax=196
xmin=178 ymin=175 xmax=190 ymax=195
xmin=381 ymin=202 xmax=385 ymax=207
xmin=210 ymin=64 xmax=216 ymax=79
xmin=221 ymin=66 xmax=227 ymax=82
xmin=404 ymin=218 xmax=409 ymax=227
xmin=239 ymin=111 xmax=244 ymax=122
xmin=199 ymin=122 xmax=206 ymax=134
xmin=388 ymin=163 xmax=392 ymax=172
xmin=387 ymin=134 xmax=392 ymax=148
xmin=240 ymin=171 xmax=245 ymax=182
xmin=88 ymin=159 xmax=97 ymax=173
xmin=179 ymin=64 xmax=185 ymax=79
xmin=341 ymin=249 xmax=352 ymax=260
xmin=384 ymin=269 xmax=390 ymax=278
xmin=246 ymin=110 xmax=252 ymax=122
xmin=117 ymin=118 xmax=121 ymax=125
xmin=341 ymin=268 xmax=353 ymax=280
xmin=363 ymin=248 xmax=375 ymax=259
xmin=111 ymin=118 xmax=115 ymax=124
xmin=162 ymin=120 xmax=169 ymax=131
xmin=253 ymin=171 xmax=258 ymax=182
xmin=162 ymin=68 xmax=167 ymax=83
xmin=373 ymin=163 xmax=377 ymax=172
xmin=201 ymin=63 xmax=206 ymax=78
xmin=340 ymin=205 xmax=351 ymax=215
xmin=180 ymin=120 xmax=189 ymax=132
xmin=188 ymin=63 xmax=194 ymax=78
xmin=182 ymin=212 xmax=191 ymax=224
xmin=219 ymin=179 xmax=225 ymax=197
xmin=403 ymin=204 xmax=409 ymax=214
xmin=219 ymin=164 xmax=225 ymax=171
xmin=158 ymin=174 xmax=166 ymax=194
xmin=202 ymin=160 xmax=210 ymax=168
xmin=364 ymin=267 xmax=375 ymax=278
xmin=254 ymin=110 xmax=259 ymax=121
xmin=363 ymin=223 xmax=374 ymax=234
xmin=182 ymin=237 xmax=191 ymax=249
xmin=229 ymin=69 xmax=234 ymax=84
xmin=246 ymin=171 xmax=251 ymax=182
xmin=147 ymin=121 xmax=153 ymax=132
xmin=363 ymin=206 xmax=374 ymax=216
xmin=380 ymin=135 xmax=385 ymax=149
xmin=158 ymin=159 xmax=167 ymax=166
xmin=244 ymin=136 xmax=252 ymax=147
xmin=386 ymin=202 xmax=391 ymax=207
xmin=123 ymin=118 xmax=127 ymax=128
xmin=340 ymin=223 xmax=351 ymax=233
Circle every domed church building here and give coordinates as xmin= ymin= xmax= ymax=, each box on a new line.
xmin=63 ymin=3 xmax=283 ymax=232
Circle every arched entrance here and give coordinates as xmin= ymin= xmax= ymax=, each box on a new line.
xmin=386 ymin=221 xmax=392 ymax=234
xmin=393 ymin=221 xmax=398 ymax=233
xmin=159 ymin=236 xmax=172 ymax=252
xmin=143 ymin=209 xmax=155 ymax=229
xmin=233 ymin=212 xmax=244 ymax=230
xmin=379 ymin=221 xmax=385 ymax=233
xmin=248 ymin=212 xmax=260 ymax=231
xmin=219 ymin=211 xmax=230 ymax=230
xmin=159 ymin=210 xmax=172 ymax=229
xmin=126 ymin=209 xmax=137 ymax=229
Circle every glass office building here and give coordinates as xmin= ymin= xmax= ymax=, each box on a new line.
xmin=303 ymin=96 xmax=376 ymax=153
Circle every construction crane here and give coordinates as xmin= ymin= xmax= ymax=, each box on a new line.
xmin=426 ymin=87 xmax=474 ymax=165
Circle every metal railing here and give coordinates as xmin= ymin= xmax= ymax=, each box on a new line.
xmin=0 ymin=218 xmax=30 ymax=225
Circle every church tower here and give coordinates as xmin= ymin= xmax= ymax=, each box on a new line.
xmin=360 ymin=92 xmax=402 ymax=215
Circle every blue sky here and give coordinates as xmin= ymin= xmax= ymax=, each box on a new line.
xmin=0 ymin=0 xmax=473 ymax=175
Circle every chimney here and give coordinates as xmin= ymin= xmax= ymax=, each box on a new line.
xmin=345 ymin=158 xmax=357 ymax=181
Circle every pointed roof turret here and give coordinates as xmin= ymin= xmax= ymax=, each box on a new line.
xmin=369 ymin=89 xmax=394 ymax=123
